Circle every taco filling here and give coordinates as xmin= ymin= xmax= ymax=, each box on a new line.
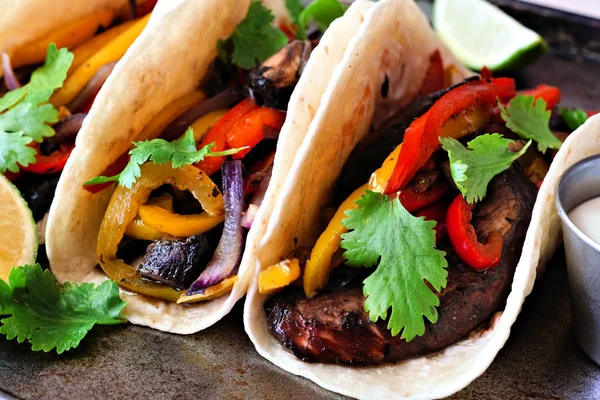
xmin=1 ymin=0 xmax=157 ymax=237
xmin=258 ymin=66 xmax=583 ymax=365
xmin=83 ymin=0 xmax=347 ymax=303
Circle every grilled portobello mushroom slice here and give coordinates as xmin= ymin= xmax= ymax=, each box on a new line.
xmin=265 ymin=166 xmax=537 ymax=365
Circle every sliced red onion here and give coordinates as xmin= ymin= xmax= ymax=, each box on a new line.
xmin=161 ymin=86 xmax=243 ymax=141
xmin=241 ymin=165 xmax=272 ymax=229
xmin=67 ymin=61 xmax=117 ymax=113
xmin=2 ymin=53 xmax=21 ymax=90
xmin=185 ymin=160 xmax=245 ymax=295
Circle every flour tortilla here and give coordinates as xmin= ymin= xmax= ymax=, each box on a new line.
xmin=0 ymin=0 xmax=135 ymax=77
xmin=243 ymin=0 xmax=565 ymax=398
xmin=46 ymin=0 xmax=377 ymax=334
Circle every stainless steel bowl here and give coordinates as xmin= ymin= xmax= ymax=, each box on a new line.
xmin=556 ymin=154 xmax=600 ymax=366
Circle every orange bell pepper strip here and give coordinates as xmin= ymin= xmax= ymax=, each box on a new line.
xmin=385 ymin=77 xmax=516 ymax=194
xmin=10 ymin=10 xmax=114 ymax=68
xmin=97 ymin=162 xmax=224 ymax=301
xmin=227 ymin=107 xmax=286 ymax=159
xmin=446 ymin=194 xmax=502 ymax=270
xmin=518 ymin=84 xmax=561 ymax=110
xmin=138 ymin=204 xmax=224 ymax=237
xmin=51 ymin=13 xmax=151 ymax=107
xmin=195 ymin=99 xmax=259 ymax=175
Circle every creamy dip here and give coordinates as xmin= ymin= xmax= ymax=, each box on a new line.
xmin=568 ymin=197 xmax=600 ymax=244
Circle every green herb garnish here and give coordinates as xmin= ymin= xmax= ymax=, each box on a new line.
xmin=340 ymin=191 xmax=448 ymax=341
xmin=440 ymin=134 xmax=530 ymax=204
xmin=85 ymin=128 xmax=245 ymax=188
xmin=0 ymin=264 xmax=126 ymax=354
xmin=0 ymin=44 xmax=73 ymax=172
xmin=498 ymin=95 xmax=562 ymax=153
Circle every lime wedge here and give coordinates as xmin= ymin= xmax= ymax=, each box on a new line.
xmin=433 ymin=0 xmax=547 ymax=71
xmin=0 ymin=174 xmax=37 ymax=281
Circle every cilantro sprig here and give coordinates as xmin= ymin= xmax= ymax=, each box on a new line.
xmin=341 ymin=191 xmax=448 ymax=341
xmin=559 ymin=107 xmax=588 ymax=131
xmin=440 ymin=134 xmax=531 ymax=204
xmin=0 ymin=264 xmax=126 ymax=354
xmin=0 ymin=44 xmax=73 ymax=173
xmin=85 ymin=128 xmax=245 ymax=188
xmin=498 ymin=95 xmax=562 ymax=153
xmin=218 ymin=1 xmax=288 ymax=69
xmin=219 ymin=0 xmax=348 ymax=68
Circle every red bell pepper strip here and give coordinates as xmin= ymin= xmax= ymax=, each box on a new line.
xmin=399 ymin=180 xmax=448 ymax=213
xmin=137 ymin=0 xmax=158 ymax=17
xmin=446 ymin=194 xmax=503 ymax=270
xmin=418 ymin=50 xmax=444 ymax=97
xmin=587 ymin=110 xmax=598 ymax=118
xmin=416 ymin=202 xmax=448 ymax=244
xmin=195 ymin=98 xmax=259 ymax=175
xmin=83 ymin=152 xmax=130 ymax=193
xmin=518 ymin=84 xmax=561 ymax=110
xmin=227 ymin=107 xmax=286 ymax=159
xmin=21 ymin=143 xmax=75 ymax=174
xmin=385 ymin=77 xmax=516 ymax=194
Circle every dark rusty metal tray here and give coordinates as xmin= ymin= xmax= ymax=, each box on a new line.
xmin=2 ymin=2 xmax=600 ymax=399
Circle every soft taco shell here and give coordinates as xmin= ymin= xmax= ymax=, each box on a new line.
xmin=46 ymin=0 xmax=376 ymax=334
xmin=243 ymin=0 xmax=564 ymax=398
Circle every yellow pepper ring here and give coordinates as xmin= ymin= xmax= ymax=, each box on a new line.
xmin=138 ymin=204 xmax=224 ymax=237
xmin=51 ymin=13 xmax=151 ymax=107
xmin=97 ymin=162 xmax=223 ymax=301
xmin=125 ymin=193 xmax=174 ymax=241
xmin=10 ymin=10 xmax=115 ymax=68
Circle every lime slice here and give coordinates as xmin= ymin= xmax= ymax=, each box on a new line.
xmin=0 ymin=174 xmax=37 ymax=281
xmin=433 ymin=0 xmax=547 ymax=71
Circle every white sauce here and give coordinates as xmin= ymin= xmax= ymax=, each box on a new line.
xmin=568 ymin=197 xmax=600 ymax=244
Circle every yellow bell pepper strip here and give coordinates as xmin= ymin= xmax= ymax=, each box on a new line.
xmin=97 ymin=162 xmax=224 ymax=301
xmin=303 ymin=184 xmax=368 ymax=297
xmin=138 ymin=204 xmax=224 ymax=237
xmin=10 ymin=10 xmax=114 ymax=68
xmin=190 ymin=109 xmax=230 ymax=142
xmin=259 ymin=259 xmax=301 ymax=295
xmin=136 ymin=90 xmax=206 ymax=142
xmin=70 ymin=19 xmax=136 ymax=71
xmin=177 ymin=275 xmax=238 ymax=303
xmin=125 ymin=193 xmax=174 ymax=240
xmin=51 ymin=13 xmax=151 ymax=107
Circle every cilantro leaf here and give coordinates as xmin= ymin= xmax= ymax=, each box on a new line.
xmin=440 ymin=134 xmax=531 ymax=204
xmin=219 ymin=1 xmax=288 ymax=69
xmin=0 ymin=44 xmax=72 ymax=113
xmin=559 ymin=107 xmax=588 ymax=131
xmin=299 ymin=0 xmax=348 ymax=33
xmin=0 ymin=44 xmax=73 ymax=173
xmin=0 ymin=132 xmax=36 ymax=172
xmin=340 ymin=191 xmax=448 ymax=341
xmin=84 ymin=129 xmax=245 ymax=189
xmin=285 ymin=0 xmax=307 ymax=39
xmin=0 ymin=264 xmax=126 ymax=354
xmin=498 ymin=95 xmax=562 ymax=153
